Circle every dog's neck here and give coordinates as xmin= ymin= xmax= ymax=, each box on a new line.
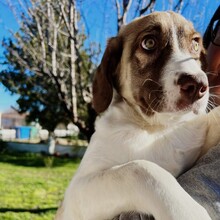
xmin=102 ymin=93 xmax=200 ymax=133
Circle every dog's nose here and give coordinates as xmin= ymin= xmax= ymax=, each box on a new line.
xmin=177 ymin=74 xmax=208 ymax=102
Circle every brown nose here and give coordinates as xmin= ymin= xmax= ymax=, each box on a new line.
xmin=177 ymin=74 xmax=208 ymax=102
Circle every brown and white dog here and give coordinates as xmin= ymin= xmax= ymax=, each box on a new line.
xmin=55 ymin=11 xmax=220 ymax=220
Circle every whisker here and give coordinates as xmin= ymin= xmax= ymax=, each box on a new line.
xmin=146 ymin=99 xmax=156 ymax=112
xmin=206 ymin=100 xmax=216 ymax=112
xmin=146 ymin=97 xmax=159 ymax=113
xmin=142 ymin=78 xmax=162 ymax=87
xmin=148 ymin=89 xmax=163 ymax=99
xmin=206 ymin=71 xmax=219 ymax=76
xmin=209 ymin=94 xmax=220 ymax=99
xmin=137 ymin=97 xmax=158 ymax=115
xmin=209 ymin=85 xmax=220 ymax=89
xmin=208 ymin=100 xmax=216 ymax=107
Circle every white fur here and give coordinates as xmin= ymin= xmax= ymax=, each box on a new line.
xmin=162 ymin=51 xmax=209 ymax=114
xmin=55 ymin=13 xmax=220 ymax=220
xmin=55 ymin=99 xmax=220 ymax=220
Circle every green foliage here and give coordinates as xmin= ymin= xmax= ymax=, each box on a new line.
xmin=0 ymin=140 xmax=7 ymax=152
xmin=0 ymin=211 xmax=55 ymax=220
xmin=0 ymin=150 xmax=80 ymax=220
xmin=0 ymin=0 xmax=99 ymax=137
xmin=0 ymin=59 xmax=70 ymax=132
xmin=43 ymin=156 xmax=54 ymax=168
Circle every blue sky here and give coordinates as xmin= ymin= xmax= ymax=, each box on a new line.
xmin=0 ymin=2 xmax=19 ymax=112
xmin=0 ymin=0 xmax=219 ymax=113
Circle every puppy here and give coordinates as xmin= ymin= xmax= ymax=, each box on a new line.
xmin=55 ymin=11 xmax=220 ymax=220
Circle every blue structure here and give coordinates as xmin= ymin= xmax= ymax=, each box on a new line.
xmin=15 ymin=126 xmax=32 ymax=139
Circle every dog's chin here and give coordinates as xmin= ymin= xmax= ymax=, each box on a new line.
xmin=163 ymin=99 xmax=208 ymax=116
xmin=138 ymin=100 xmax=206 ymax=118
xmin=180 ymin=97 xmax=208 ymax=115
xmin=135 ymin=95 xmax=208 ymax=126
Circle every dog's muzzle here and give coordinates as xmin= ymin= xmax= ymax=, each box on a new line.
xmin=176 ymin=73 xmax=208 ymax=109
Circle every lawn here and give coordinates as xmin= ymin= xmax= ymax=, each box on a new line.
xmin=0 ymin=148 xmax=80 ymax=220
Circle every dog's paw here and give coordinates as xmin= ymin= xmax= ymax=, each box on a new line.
xmin=208 ymin=107 xmax=220 ymax=129
xmin=208 ymin=105 xmax=220 ymax=123
xmin=114 ymin=207 xmax=211 ymax=220
xmin=166 ymin=118 xmax=208 ymax=175
xmin=200 ymin=107 xmax=220 ymax=155
xmin=112 ymin=212 xmax=154 ymax=220
xmin=181 ymin=203 xmax=211 ymax=220
xmin=175 ymin=118 xmax=207 ymax=151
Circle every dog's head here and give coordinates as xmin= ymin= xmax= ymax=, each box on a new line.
xmin=93 ymin=11 xmax=209 ymax=118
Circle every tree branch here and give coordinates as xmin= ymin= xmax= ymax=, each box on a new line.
xmin=174 ymin=0 xmax=184 ymax=13
xmin=140 ymin=0 xmax=156 ymax=15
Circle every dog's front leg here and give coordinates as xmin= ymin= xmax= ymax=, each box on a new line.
xmin=201 ymin=106 xmax=220 ymax=156
xmin=59 ymin=160 xmax=210 ymax=220
xmin=133 ymin=117 xmax=208 ymax=177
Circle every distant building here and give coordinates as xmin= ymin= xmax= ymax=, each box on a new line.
xmin=0 ymin=109 xmax=27 ymax=129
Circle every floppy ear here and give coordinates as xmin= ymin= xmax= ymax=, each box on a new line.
xmin=92 ymin=37 xmax=123 ymax=113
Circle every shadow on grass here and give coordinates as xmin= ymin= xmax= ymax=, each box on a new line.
xmin=0 ymin=149 xmax=81 ymax=168
xmin=0 ymin=207 xmax=57 ymax=213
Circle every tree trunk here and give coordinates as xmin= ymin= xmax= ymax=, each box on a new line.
xmin=48 ymin=132 xmax=56 ymax=155
xmin=69 ymin=1 xmax=78 ymax=122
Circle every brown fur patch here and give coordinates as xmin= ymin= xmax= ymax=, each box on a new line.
xmin=92 ymin=11 xmax=206 ymax=115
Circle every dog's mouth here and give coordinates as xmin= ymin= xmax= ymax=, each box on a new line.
xmin=137 ymin=74 xmax=209 ymax=116
xmin=175 ymin=99 xmax=207 ymax=114
xmin=161 ymin=73 xmax=209 ymax=114
xmin=175 ymin=74 xmax=209 ymax=114
xmin=152 ymin=97 xmax=208 ymax=116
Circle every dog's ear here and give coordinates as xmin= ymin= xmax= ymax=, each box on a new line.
xmin=92 ymin=37 xmax=123 ymax=113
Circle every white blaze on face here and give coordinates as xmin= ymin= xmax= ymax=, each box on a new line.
xmin=161 ymin=19 xmax=209 ymax=114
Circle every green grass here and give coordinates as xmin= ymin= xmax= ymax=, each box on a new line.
xmin=0 ymin=150 xmax=80 ymax=220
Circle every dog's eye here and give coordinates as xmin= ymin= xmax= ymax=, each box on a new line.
xmin=191 ymin=39 xmax=199 ymax=52
xmin=141 ymin=37 xmax=156 ymax=50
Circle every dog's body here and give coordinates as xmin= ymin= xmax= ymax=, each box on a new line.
xmin=56 ymin=11 xmax=220 ymax=220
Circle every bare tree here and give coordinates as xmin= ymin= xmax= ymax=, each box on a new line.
xmin=1 ymin=0 xmax=99 ymax=139
xmin=114 ymin=0 xmax=186 ymax=31
xmin=115 ymin=0 xmax=156 ymax=31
